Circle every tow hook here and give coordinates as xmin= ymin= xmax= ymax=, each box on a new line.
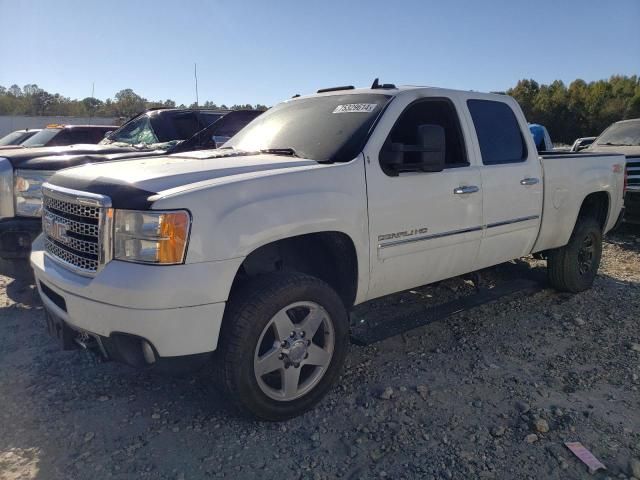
xmin=74 ymin=331 xmax=109 ymax=364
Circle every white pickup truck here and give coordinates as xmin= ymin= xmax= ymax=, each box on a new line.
xmin=31 ymin=84 xmax=625 ymax=420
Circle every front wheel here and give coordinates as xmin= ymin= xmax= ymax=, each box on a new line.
xmin=547 ymin=217 xmax=602 ymax=293
xmin=215 ymin=272 xmax=349 ymax=421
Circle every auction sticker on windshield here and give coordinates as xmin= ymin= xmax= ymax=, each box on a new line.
xmin=332 ymin=104 xmax=378 ymax=113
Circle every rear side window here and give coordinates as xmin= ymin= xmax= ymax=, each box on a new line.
xmin=65 ymin=129 xmax=91 ymax=144
xmin=467 ymin=99 xmax=527 ymax=165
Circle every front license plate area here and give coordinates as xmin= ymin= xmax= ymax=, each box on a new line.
xmin=45 ymin=309 xmax=77 ymax=350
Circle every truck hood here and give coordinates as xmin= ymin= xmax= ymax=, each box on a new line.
xmin=586 ymin=144 xmax=640 ymax=156
xmin=0 ymin=143 xmax=145 ymax=169
xmin=48 ymin=151 xmax=320 ymax=209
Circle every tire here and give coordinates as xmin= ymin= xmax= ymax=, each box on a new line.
xmin=215 ymin=272 xmax=349 ymax=421
xmin=547 ymin=216 xmax=602 ymax=293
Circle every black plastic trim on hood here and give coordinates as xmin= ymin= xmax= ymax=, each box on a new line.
xmin=1 ymin=145 xmax=140 ymax=170
xmin=48 ymin=174 xmax=158 ymax=210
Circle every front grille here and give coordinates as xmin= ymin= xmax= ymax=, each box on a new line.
xmin=42 ymin=186 xmax=111 ymax=275
xmin=627 ymin=156 xmax=640 ymax=190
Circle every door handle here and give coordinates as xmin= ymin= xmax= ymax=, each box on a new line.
xmin=520 ymin=177 xmax=540 ymax=186
xmin=453 ymin=185 xmax=480 ymax=195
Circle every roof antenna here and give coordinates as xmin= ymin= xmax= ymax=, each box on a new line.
xmin=194 ymin=63 xmax=199 ymax=108
xmin=371 ymin=78 xmax=380 ymax=89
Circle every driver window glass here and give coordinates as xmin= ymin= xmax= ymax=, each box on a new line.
xmin=380 ymin=99 xmax=468 ymax=176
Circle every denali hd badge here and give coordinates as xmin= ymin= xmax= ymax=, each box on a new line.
xmin=43 ymin=213 xmax=70 ymax=244
xmin=378 ymin=227 xmax=429 ymax=243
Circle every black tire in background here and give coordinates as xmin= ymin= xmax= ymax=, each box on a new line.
xmin=214 ymin=272 xmax=349 ymax=421
xmin=547 ymin=216 xmax=602 ymax=293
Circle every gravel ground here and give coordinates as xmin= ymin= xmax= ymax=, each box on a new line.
xmin=1 ymin=226 xmax=639 ymax=480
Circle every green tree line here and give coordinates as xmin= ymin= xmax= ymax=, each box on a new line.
xmin=0 ymin=84 xmax=268 ymax=119
xmin=1 ymin=76 xmax=639 ymax=143
xmin=506 ymin=75 xmax=640 ymax=144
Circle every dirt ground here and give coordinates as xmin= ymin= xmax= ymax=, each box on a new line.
xmin=1 ymin=226 xmax=639 ymax=480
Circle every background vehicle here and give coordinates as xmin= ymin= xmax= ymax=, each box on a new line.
xmin=18 ymin=124 xmax=117 ymax=148
xmin=30 ymin=85 xmax=625 ymax=420
xmin=0 ymin=129 xmax=41 ymax=149
xmin=0 ymin=109 xmax=262 ymax=278
xmin=570 ymin=136 xmax=596 ymax=152
xmin=528 ymin=123 xmax=553 ymax=152
xmin=586 ymin=118 xmax=640 ymax=223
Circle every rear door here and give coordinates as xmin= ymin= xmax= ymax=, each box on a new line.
xmin=364 ymin=92 xmax=483 ymax=300
xmin=462 ymin=96 xmax=543 ymax=269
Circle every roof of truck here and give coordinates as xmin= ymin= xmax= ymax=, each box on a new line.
xmin=296 ymin=85 xmax=513 ymax=102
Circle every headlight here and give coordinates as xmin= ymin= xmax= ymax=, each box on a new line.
xmin=14 ymin=170 xmax=55 ymax=217
xmin=114 ymin=210 xmax=191 ymax=264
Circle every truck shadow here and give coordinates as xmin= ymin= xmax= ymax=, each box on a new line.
xmin=1 ymin=231 xmax=638 ymax=479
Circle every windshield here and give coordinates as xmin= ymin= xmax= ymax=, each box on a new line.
xmin=595 ymin=120 xmax=640 ymax=146
xmin=226 ymin=94 xmax=391 ymax=162
xmin=102 ymin=111 xmax=220 ymax=150
xmin=0 ymin=131 xmax=31 ymax=146
xmin=102 ymin=115 xmax=158 ymax=146
xmin=21 ymin=128 xmax=62 ymax=147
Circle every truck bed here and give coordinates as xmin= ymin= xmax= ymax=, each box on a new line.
xmin=533 ymin=152 xmax=626 ymax=253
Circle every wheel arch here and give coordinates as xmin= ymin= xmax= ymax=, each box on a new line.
xmin=229 ymin=231 xmax=360 ymax=309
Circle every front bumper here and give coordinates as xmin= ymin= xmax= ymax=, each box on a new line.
xmin=624 ymin=190 xmax=640 ymax=224
xmin=31 ymin=235 xmax=243 ymax=359
xmin=0 ymin=217 xmax=41 ymax=260
xmin=0 ymin=217 xmax=41 ymax=279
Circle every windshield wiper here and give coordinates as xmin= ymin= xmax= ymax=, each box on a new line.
xmin=600 ymin=142 xmax=634 ymax=146
xmin=260 ymin=148 xmax=299 ymax=157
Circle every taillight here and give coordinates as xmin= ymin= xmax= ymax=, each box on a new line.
xmin=614 ymin=162 xmax=628 ymax=194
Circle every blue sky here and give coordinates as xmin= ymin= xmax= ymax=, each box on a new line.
xmin=1 ymin=0 xmax=638 ymax=106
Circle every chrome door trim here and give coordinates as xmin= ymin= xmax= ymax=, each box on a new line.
xmin=377 ymin=215 xmax=540 ymax=249
xmin=485 ymin=215 xmax=539 ymax=229
xmin=378 ymin=225 xmax=483 ymax=249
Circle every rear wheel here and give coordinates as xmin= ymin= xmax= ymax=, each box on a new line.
xmin=215 ymin=272 xmax=349 ymax=421
xmin=547 ymin=217 xmax=602 ymax=293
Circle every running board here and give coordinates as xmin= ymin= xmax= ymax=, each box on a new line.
xmin=349 ymin=278 xmax=544 ymax=346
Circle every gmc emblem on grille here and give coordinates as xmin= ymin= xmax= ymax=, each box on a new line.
xmin=43 ymin=214 xmax=70 ymax=244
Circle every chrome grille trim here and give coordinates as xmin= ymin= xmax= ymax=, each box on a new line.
xmin=40 ymin=209 xmax=99 ymax=237
xmin=43 ymin=196 xmax=100 ymax=219
xmin=41 ymin=183 xmax=112 ymax=277
xmin=44 ymin=239 xmax=99 ymax=272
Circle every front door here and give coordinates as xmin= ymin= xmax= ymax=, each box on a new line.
xmin=364 ymin=93 xmax=483 ymax=300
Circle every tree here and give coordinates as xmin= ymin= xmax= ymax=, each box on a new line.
xmin=113 ymin=88 xmax=147 ymax=117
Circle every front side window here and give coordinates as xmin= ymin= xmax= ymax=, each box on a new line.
xmin=226 ymin=94 xmax=391 ymax=162
xmin=381 ymin=99 xmax=468 ymax=175
xmin=467 ymin=99 xmax=527 ymax=165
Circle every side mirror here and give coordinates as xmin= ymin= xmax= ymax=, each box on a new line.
xmin=380 ymin=124 xmax=446 ymax=175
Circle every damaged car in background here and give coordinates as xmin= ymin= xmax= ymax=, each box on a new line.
xmin=0 ymin=108 xmax=262 ymax=278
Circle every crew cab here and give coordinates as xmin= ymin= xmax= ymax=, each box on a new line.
xmin=585 ymin=118 xmax=640 ymax=223
xmin=30 ymin=84 xmax=625 ymax=420
xmin=0 ymin=109 xmax=260 ymax=278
